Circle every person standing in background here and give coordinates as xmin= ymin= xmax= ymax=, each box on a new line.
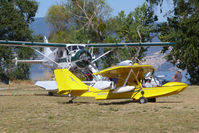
xmin=172 ymin=70 xmax=182 ymax=82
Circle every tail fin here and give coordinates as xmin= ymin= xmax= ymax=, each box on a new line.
xmin=43 ymin=36 xmax=48 ymax=43
xmin=54 ymin=69 xmax=88 ymax=94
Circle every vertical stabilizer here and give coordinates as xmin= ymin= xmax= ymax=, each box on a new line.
xmin=54 ymin=69 xmax=89 ymax=94
xmin=43 ymin=36 xmax=52 ymax=56
xmin=43 ymin=36 xmax=48 ymax=43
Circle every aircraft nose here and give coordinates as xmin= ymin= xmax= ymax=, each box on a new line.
xmin=179 ymin=82 xmax=188 ymax=87
xmin=177 ymin=82 xmax=188 ymax=93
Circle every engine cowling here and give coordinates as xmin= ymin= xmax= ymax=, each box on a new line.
xmin=71 ymin=49 xmax=92 ymax=68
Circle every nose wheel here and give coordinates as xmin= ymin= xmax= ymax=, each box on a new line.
xmin=139 ymin=91 xmax=147 ymax=104
xmin=139 ymin=97 xmax=147 ymax=104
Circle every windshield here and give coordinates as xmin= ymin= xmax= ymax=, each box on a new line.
xmin=72 ymin=46 xmax=78 ymax=50
xmin=79 ymin=46 xmax=84 ymax=49
xmin=145 ymin=72 xmax=153 ymax=78
xmin=68 ymin=46 xmax=72 ymax=51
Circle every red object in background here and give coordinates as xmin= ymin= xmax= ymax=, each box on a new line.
xmin=87 ymin=73 xmax=93 ymax=81
xmin=9 ymin=80 xmax=11 ymax=91
xmin=172 ymin=74 xmax=177 ymax=82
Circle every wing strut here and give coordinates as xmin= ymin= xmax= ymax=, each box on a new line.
xmin=31 ymin=48 xmax=60 ymax=68
xmin=91 ymin=50 xmax=113 ymax=63
xmin=131 ymin=68 xmax=141 ymax=87
xmin=123 ymin=69 xmax=133 ymax=87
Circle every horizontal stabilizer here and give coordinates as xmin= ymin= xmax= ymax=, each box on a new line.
xmin=54 ymin=69 xmax=89 ymax=93
xmin=35 ymin=81 xmax=58 ymax=91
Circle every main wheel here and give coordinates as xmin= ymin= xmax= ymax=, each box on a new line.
xmin=139 ymin=97 xmax=147 ymax=104
xmin=68 ymin=100 xmax=73 ymax=103
xmin=48 ymin=92 xmax=54 ymax=96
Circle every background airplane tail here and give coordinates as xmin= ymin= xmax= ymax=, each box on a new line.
xmin=54 ymin=69 xmax=89 ymax=94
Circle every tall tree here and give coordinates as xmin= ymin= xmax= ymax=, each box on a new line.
xmin=47 ymin=1 xmax=158 ymax=69
xmin=46 ymin=0 xmax=112 ymax=43
xmin=102 ymin=3 xmax=158 ymax=68
xmin=0 ymin=0 xmax=38 ymax=82
xmin=147 ymin=0 xmax=199 ymax=84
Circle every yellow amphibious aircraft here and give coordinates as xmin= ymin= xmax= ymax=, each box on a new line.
xmin=55 ymin=63 xmax=188 ymax=104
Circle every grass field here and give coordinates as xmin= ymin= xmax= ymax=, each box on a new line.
xmin=0 ymin=82 xmax=199 ymax=133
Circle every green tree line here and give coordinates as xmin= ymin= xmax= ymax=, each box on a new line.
xmin=0 ymin=0 xmax=41 ymax=82
xmin=147 ymin=0 xmax=199 ymax=84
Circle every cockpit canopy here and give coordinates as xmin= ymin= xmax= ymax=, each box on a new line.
xmin=67 ymin=45 xmax=85 ymax=51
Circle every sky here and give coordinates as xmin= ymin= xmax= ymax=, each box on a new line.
xmin=35 ymin=0 xmax=172 ymax=22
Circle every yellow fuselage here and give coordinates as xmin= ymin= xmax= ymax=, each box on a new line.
xmin=66 ymin=82 xmax=187 ymax=100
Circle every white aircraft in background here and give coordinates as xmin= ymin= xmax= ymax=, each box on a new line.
xmin=0 ymin=38 xmax=175 ymax=95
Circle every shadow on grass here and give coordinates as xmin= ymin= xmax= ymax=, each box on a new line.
xmin=156 ymin=101 xmax=183 ymax=103
xmin=34 ymin=94 xmax=49 ymax=96
xmin=62 ymin=101 xmax=93 ymax=104
xmin=58 ymin=99 xmax=183 ymax=105
xmin=98 ymin=100 xmax=182 ymax=105
xmin=34 ymin=94 xmax=67 ymax=97
xmin=98 ymin=100 xmax=135 ymax=105
xmin=58 ymin=99 xmax=135 ymax=105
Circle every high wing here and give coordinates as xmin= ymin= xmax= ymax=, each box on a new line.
xmin=87 ymin=42 xmax=175 ymax=48
xmin=0 ymin=40 xmax=67 ymax=47
xmin=93 ymin=64 xmax=155 ymax=88
xmin=0 ymin=40 xmax=175 ymax=48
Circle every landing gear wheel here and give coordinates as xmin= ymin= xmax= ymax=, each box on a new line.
xmin=68 ymin=100 xmax=73 ymax=103
xmin=148 ymin=98 xmax=156 ymax=103
xmin=139 ymin=97 xmax=147 ymax=104
xmin=48 ymin=92 xmax=54 ymax=96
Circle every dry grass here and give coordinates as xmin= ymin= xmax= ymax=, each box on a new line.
xmin=0 ymin=83 xmax=199 ymax=133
